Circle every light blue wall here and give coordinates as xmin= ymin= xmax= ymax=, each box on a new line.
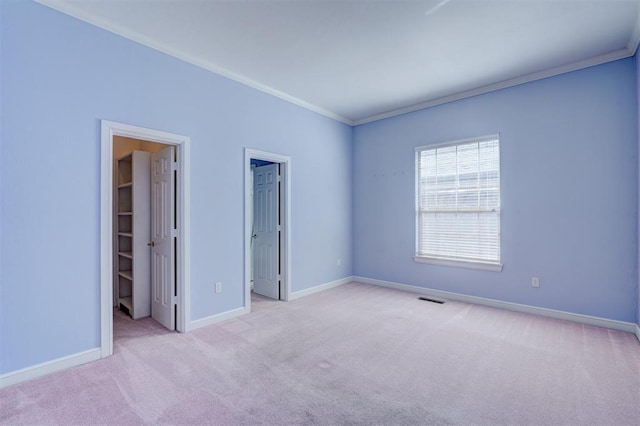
xmin=353 ymin=59 xmax=638 ymax=323
xmin=1 ymin=0 xmax=638 ymax=379
xmin=637 ymin=52 xmax=640 ymax=328
xmin=0 ymin=1 xmax=353 ymax=374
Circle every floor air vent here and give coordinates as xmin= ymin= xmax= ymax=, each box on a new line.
xmin=418 ymin=296 xmax=445 ymax=304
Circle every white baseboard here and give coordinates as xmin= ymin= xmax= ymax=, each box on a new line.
xmin=355 ymin=276 xmax=638 ymax=334
xmin=289 ymin=276 xmax=354 ymax=300
xmin=189 ymin=277 xmax=353 ymax=330
xmin=0 ymin=348 xmax=101 ymax=389
xmin=636 ymin=324 xmax=640 ymax=343
xmin=188 ymin=306 xmax=250 ymax=332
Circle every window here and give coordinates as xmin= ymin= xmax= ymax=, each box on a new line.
xmin=415 ymin=135 xmax=502 ymax=271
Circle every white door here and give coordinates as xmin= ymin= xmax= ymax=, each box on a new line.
xmin=253 ymin=163 xmax=279 ymax=299
xmin=151 ymin=146 xmax=175 ymax=330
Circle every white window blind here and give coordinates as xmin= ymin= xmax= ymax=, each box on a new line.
xmin=416 ymin=135 xmax=501 ymax=268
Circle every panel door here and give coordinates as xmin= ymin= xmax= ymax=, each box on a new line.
xmin=253 ymin=163 xmax=279 ymax=299
xmin=151 ymin=146 xmax=175 ymax=330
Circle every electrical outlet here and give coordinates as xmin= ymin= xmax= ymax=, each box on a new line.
xmin=531 ymin=277 xmax=540 ymax=288
xmin=215 ymin=282 xmax=222 ymax=293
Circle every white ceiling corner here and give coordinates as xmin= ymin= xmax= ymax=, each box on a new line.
xmin=627 ymin=6 xmax=640 ymax=54
xmin=36 ymin=0 xmax=640 ymax=126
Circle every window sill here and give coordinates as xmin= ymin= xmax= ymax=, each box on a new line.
xmin=413 ymin=256 xmax=503 ymax=272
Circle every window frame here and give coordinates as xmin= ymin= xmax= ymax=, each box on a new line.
xmin=414 ymin=134 xmax=503 ymax=272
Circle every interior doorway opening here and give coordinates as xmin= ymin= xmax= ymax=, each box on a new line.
xmin=101 ymin=121 xmax=191 ymax=358
xmin=244 ymin=149 xmax=291 ymax=311
xmin=112 ymin=136 xmax=175 ymax=331
xmin=250 ymin=159 xmax=281 ymax=300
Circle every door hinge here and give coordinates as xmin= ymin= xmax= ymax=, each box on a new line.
xmin=171 ymin=229 xmax=178 ymax=238
xmin=172 ymin=295 xmax=179 ymax=305
xmin=171 ymin=161 xmax=178 ymax=171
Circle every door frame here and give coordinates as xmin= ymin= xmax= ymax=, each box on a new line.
xmin=244 ymin=148 xmax=291 ymax=309
xmin=100 ymin=120 xmax=191 ymax=358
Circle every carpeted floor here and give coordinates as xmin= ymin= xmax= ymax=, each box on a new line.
xmin=1 ymin=282 xmax=639 ymax=425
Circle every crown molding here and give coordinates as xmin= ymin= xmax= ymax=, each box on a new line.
xmin=35 ymin=0 xmax=355 ymax=125
xmin=354 ymin=48 xmax=634 ymax=126
xmin=35 ymin=1 xmax=638 ymax=128
xmin=628 ymin=7 xmax=640 ymax=55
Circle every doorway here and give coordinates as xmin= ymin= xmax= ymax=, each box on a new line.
xmin=244 ymin=149 xmax=291 ymax=311
xmin=112 ymin=137 xmax=174 ymax=331
xmin=100 ymin=121 xmax=191 ymax=358
xmin=251 ymin=159 xmax=280 ymax=299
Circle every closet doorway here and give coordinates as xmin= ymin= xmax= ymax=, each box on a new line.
xmin=250 ymin=159 xmax=280 ymax=299
xmin=244 ymin=149 xmax=291 ymax=311
xmin=113 ymin=137 xmax=174 ymax=329
xmin=100 ymin=121 xmax=191 ymax=359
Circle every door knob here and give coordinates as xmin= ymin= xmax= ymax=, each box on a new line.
xmin=147 ymin=241 xmax=155 ymax=247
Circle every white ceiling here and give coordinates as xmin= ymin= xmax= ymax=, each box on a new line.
xmin=39 ymin=0 xmax=640 ymax=125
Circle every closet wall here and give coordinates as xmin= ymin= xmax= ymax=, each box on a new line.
xmin=114 ymin=136 xmax=167 ymax=156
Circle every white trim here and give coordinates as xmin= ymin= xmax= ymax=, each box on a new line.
xmin=355 ymin=276 xmax=638 ymax=334
xmin=0 ymin=348 xmax=101 ymax=389
xmin=289 ymin=276 xmax=353 ymax=300
xmin=189 ymin=276 xmax=354 ymax=328
xmin=413 ymin=256 xmax=503 ymax=272
xmin=244 ymin=149 xmax=292 ymax=311
xmin=189 ymin=307 xmax=250 ymax=331
xmin=415 ymin=133 xmax=500 ymax=152
xmin=36 ymin=1 xmax=636 ymax=128
xmin=100 ymin=121 xmax=191 ymax=355
xmin=636 ymin=324 xmax=640 ymax=343
xmin=35 ymin=0 xmax=353 ymax=126
xmin=100 ymin=123 xmax=113 ymax=358
xmin=415 ymin=135 xmax=502 ymax=270
xmin=354 ymin=49 xmax=634 ymax=126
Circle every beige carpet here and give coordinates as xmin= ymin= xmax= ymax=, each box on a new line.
xmin=2 ymin=282 xmax=639 ymax=425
